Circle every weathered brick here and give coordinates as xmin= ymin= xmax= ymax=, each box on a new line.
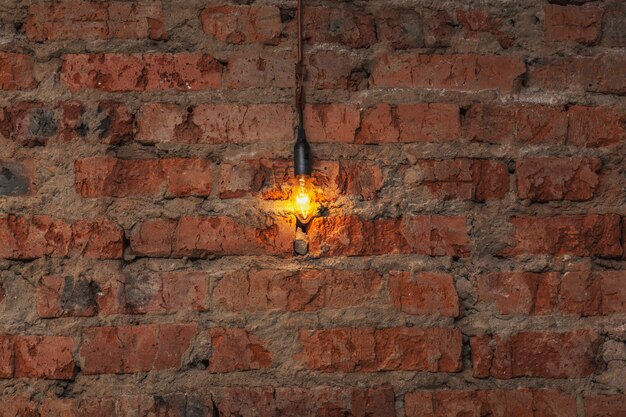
xmin=14 ymin=336 xmax=75 ymax=380
xmin=207 ymin=328 xmax=271 ymax=372
xmin=62 ymin=53 xmax=223 ymax=91
xmin=98 ymin=272 xmax=210 ymax=315
xmin=80 ymin=323 xmax=197 ymax=374
xmin=477 ymin=272 xmax=561 ymax=315
xmin=544 ymin=4 xmax=603 ymax=44
xmin=299 ymin=327 xmax=462 ymax=372
xmin=465 ymin=104 xmax=568 ymax=144
xmin=503 ymin=214 xmax=622 ymax=258
xmin=36 ymin=276 xmax=99 ymax=318
xmin=0 ymin=215 xmax=123 ymax=260
xmin=217 ymin=159 xmax=382 ymax=200
xmin=405 ymin=389 xmax=575 ymax=417
xmin=0 ymin=52 xmax=36 ymax=90
xmin=517 ymin=157 xmax=602 ymax=202
xmin=308 ymin=215 xmax=469 ymax=257
xmin=456 ymin=10 xmax=515 ymax=48
xmin=218 ymin=387 xmax=396 ymax=417
xmin=75 ymin=157 xmax=213 ymax=197
xmin=302 ymin=6 xmax=377 ymax=48
xmin=304 ymin=104 xmax=360 ymax=143
xmin=559 ymin=271 xmax=626 ymax=316
xmin=479 ymin=271 xmax=626 ymax=317
xmin=471 ymin=330 xmax=601 ymax=378
xmin=0 ymin=159 xmax=36 ymax=196
xmin=584 ymin=395 xmax=626 ymax=417
xmin=135 ymin=103 xmax=293 ymax=144
xmin=25 ymin=1 xmax=164 ymax=41
xmin=418 ymin=158 xmax=508 ymax=201
xmin=376 ymin=8 xmax=455 ymax=49
xmin=0 ymin=335 xmax=14 ymax=378
xmin=129 ymin=216 xmax=293 ymax=258
xmin=529 ymin=55 xmax=626 ymax=94
xmin=226 ymin=50 xmax=294 ymax=89
xmin=389 ymin=272 xmax=459 ymax=317
xmin=226 ymin=49 xmax=362 ymax=90
xmin=214 ymin=269 xmax=382 ymax=312
xmin=567 ymin=106 xmax=626 ymax=147
xmin=201 ymin=5 xmax=281 ymax=45
xmin=1 ymin=397 xmax=39 ymax=416
xmin=371 ymin=54 xmax=525 ymax=92
xmin=357 ymin=103 xmax=460 ymax=143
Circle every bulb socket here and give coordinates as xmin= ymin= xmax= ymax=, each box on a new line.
xmin=293 ymin=126 xmax=312 ymax=177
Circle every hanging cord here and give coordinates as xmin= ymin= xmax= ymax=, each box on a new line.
xmin=293 ymin=0 xmax=311 ymax=177
xmin=295 ymin=0 xmax=305 ymax=128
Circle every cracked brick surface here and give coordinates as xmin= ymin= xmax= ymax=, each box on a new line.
xmin=0 ymin=0 xmax=624 ymax=415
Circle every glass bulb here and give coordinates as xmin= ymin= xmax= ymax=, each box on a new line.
xmin=293 ymin=175 xmax=316 ymax=224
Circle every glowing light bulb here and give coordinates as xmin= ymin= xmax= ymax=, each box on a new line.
xmin=293 ymin=175 xmax=316 ymax=224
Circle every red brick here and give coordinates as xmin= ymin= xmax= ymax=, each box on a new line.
xmin=217 ymin=159 xmax=382 ymax=201
xmin=357 ymin=103 xmax=460 ymax=143
xmin=544 ymin=5 xmax=603 ymax=44
xmin=36 ymin=276 xmax=98 ymax=318
xmin=559 ymin=271 xmax=626 ymax=316
xmin=0 ymin=159 xmax=36 ymax=196
xmin=584 ymin=395 xmax=626 ymax=417
xmin=567 ymin=106 xmax=626 ymax=147
xmin=226 ymin=50 xmax=294 ymax=89
xmin=302 ymin=6 xmax=377 ymax=49
xmin=603 ymin=2 xmax=626 ymax=47
xmin=207 ymin=328 xmax=271 ymax=372
xmin=214 ymin=269 xmax=382 ymax=312
xmin=471 ymin=330 xmax=600 ymax=378
xmin=75 ymin=157 xmax=213 ymax=197
xmin=228 ymin=49 xmax=362 ymax=90
xmin=529 ymin=55 xmax=626 ymax=94
xmin=79 ymin=323 xmax=197 ymax=374
xmin=405 ymin=389 xmax=575 ymax=417
xmin=304 ymin=104 xmax=360 ymax=143
xmin=135 ymin=103 xmax=293 ymax=144
xmin=503 ymin=214 xmax=622 ymax=258
xmin=130 ymin=216 xmax=293 ymax=258
xmin=218 ymin=387 xmax=396 ymax=417
xmin=62 ymin=53 xmax=222 ymax=92
xmin=517 ymin=157 xmax=602 ymax=202
xmin=25 ymin=1 xmax=164 ymax=41
xmin=40 ymin=399 xmax=80 ymax=417
xmin=389 ymin=272 xmax=459 ymax=317
xmin=377 ymin=8 xmax=455 ymax=49
xmin=14 ymin=336 xmax=75 ymax=380
xmin=0 ymin=101 xmax=133 ymax=146
xmin=465 ymin=104 xmax=568 ymax=144
xmin=0 ymin=335 xmax=14 ymax=378
xmin=477 ymin=272 xmax=561 ymax=315
xmin=419 ymin=158 xmax=508 ymax=201
xmin=371 ymin=54 xmax=525 ymax=92
xmin=299 ymin=327 xmax=462 ymax=372
xmin=201 ymin=5 xmax=281 ymax=45
xmin=100 ymin=272 xmax=209 ymax=315
xmin=0 ymin=215 xmax=123 ymax=260
xmin=1 ymin=397 xmax=39 ymax=417
xmin=308 ymin=215 xmax=469 ymax=257
xmin=0 ymin=52 xmax=36 ymax=90
xmin=456 ymin=10 xmax=515 ymax=49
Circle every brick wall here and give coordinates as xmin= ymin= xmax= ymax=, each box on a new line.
xmin=0 ymin=0 xmax=625 ymax=416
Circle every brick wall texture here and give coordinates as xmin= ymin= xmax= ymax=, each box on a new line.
xmin=0 ymin=0 xmax=625 ymax=416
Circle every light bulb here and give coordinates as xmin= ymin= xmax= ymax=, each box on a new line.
xmin=293 ymin=175 xmax=316 ymax=224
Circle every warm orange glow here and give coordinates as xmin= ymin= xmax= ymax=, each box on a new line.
xmin=293 ymin=175 xmax=316 ymax=223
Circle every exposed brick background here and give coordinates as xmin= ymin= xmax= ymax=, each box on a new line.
xmin=0 ymin=0 xmax=625 ymax=416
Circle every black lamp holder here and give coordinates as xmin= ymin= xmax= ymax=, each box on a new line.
xmin=293 ymin=0 xmax=312 ymax=177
